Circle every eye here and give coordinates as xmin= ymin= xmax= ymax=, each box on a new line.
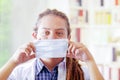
xmin=45 ymin=31 xmax=50 ymax=35
xmin=56 ymin=32 xmax=64 ymax=37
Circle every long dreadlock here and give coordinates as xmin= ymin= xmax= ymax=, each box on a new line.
xmin=66 ymin=58 xmax=84 ymax=80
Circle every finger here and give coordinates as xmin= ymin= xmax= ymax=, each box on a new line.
xmin=29 ymin=53 xmax=35 ymax=59
xmin=68 ymin=42 xmax=73 ymax=54
xmin=29 ymin=42 xmax=36 ymax=52
xmin=76 ymin=48 xmax=89 ymax=61
xmin=75 ymin=49 xmax=84 ymax=60
xmin=24 ymin=49 xmax=30 ymax=56
xmin=71 ymin=45 xmax=76 ymax=55
xmin=21 ymin=47 xmax=31 ymax=57
xmin=25 ymin=48 xmax=31 ymax=54
xmin=67 ymin=41 xmax=79 ymax=58
xmin=19 ymin=44 xmax=31 ymax=55
xmin=67 ymin=44 xmax=74 ymax=58
xmin=27 ymin=43 xmax=35 ymax=52
xmin=75 ymin=49 xmax=80 ymax=57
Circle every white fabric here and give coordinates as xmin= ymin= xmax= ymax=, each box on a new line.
xmin=8 ymin=58 xmax=66 ymax=80
xmin=34 ymin=39 xmax=68 ymax=58
xmin=8 ymin=58 xmax=89 ymax=80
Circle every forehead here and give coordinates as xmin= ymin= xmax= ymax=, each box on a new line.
xmin=37 ymin=15 xmax=67 ymax=30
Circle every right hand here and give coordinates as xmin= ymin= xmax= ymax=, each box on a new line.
xmin=11 ymin=42 xmax=36 ymax=65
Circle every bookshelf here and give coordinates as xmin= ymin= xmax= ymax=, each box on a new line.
xmin=69 ymin=0 xmax=120 ymax=49
xmin=69 ymin=0 xmax=120 ymax=79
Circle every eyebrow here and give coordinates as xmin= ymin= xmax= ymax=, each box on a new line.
xmin=40 ymin=27 xmax=50 ymax=30
xmin=40 ymin=27 xmax=66 ymax=31
xmin=56 ymin=28 xmax=66 ymax=31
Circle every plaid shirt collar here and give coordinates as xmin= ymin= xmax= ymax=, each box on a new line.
xmin=35 ymin=58 xmax=63 ymax=75
xmin=35 ymin=58 xmax=66 ymax=80
xmin=36 ymin=58 xmax=44 ymax=75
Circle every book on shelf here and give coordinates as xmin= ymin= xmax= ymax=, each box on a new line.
xmin=111 ymin=67 xmax=120 ymax=80
xmin=78 ymin=9 xmax=84 ymax=24
xmin=79 ymin=9 xmax=83 ymax=16
xmin=85 ymin=10 xmax=88 ymax=23
xmin=107 ymin=12 xmax=112 ymax=24
xmin=94 ymin=11 xmax=112 ymax=24
xmin=114 ymin=9 xmax=120 ymax=24
xmin=75 ymin=28 xmax=81 ymax=42
xmin=100 ymin=0 xmax=104 ymax=6
xmin=78 ymin=0 xmax=82 ymax=6
xmin=77 ymin=0 xmax=88 ymax=7
xmin=115 ymin=0 xmax=120 ymax=5
xmin=78 ymin=9 xmax=88 ymax=24
xmin=88 ymin=45 xmax=115 ymax=64
xmin=98 ymin=64 xmax=120 ymax=80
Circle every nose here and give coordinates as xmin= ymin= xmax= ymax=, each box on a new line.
xmin=48 ymin=32 xmax=57 ymax=39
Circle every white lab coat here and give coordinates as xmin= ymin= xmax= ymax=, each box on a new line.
xmin=8 ymin=58 xmax=66 ymax=80
xmin=8 ymin=58 xmax=89 ymax=80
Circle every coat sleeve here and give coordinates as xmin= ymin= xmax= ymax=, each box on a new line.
xmin=7 ymin=65 xmax=23 ymax=80
xmin=7 ymin=59 xmax=36 ymax=80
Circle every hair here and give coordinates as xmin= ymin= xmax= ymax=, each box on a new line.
xmin=33 ymin=9 xmax=71 ymax=36
xmin=34 ymin=9 xmax=84 ymax=80
xmin=66 ymin=58 xmax=84 ymax=80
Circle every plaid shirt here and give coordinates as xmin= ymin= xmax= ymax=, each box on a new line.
xmin=35 ymin=59 xmax=58 ymax=80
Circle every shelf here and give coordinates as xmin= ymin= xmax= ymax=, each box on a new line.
xmin=86 ymin=43 xmax=120 ymax=47
xmin=69 ymin=0 xmax=120 ymax=79
xmin=71 ymin=24 xmax=120 ymax=29
xmin=70 ymin=6 xmax=85 ymax=10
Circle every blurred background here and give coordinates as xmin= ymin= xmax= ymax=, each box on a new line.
xmin=0 ymin=0 xmax=120 ymax=79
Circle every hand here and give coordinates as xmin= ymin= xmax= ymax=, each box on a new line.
xmin=11 ymin=42 xmax=35 ymax=65
xmin=67 ymin=41 xmax=94 ymax=62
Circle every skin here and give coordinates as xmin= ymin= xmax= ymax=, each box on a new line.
xmin=0 ymin=15 xmax=104 ymax=80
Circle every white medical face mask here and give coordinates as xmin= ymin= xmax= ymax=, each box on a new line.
xmin=34 ymin=39 xmax=68 ymax=58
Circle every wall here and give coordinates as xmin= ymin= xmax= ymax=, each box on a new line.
xmin=10 ymin=0 xmax=47 ymax=52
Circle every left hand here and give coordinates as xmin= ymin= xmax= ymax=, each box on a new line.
xmin=67 ymin=41 xmax=104 ymax=80
xmin=67 ymin=41 xmax=94 ymax=62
